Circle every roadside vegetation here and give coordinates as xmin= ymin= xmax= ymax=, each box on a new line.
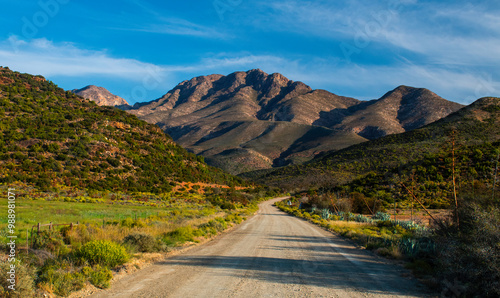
xmin=0 ymin=183 xmax=278 ymax=297
xmin=267 ymin=98 xmax=500 ymax=297
xmin=277 ymin=153 xmax=499 ymax=298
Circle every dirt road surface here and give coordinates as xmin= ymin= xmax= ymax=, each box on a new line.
xmin=92 ymin=197 xmax=430 ymax=297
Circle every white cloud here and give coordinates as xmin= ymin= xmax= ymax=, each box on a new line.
xmin=1 ymin=36 xmax=498 ymax=105
xmin=0 ymin=36 xmax=163 ymax=80
xmin=0 ymin=36 xmax=285 ymax=79
xmin=285 ymin=60 xmax=500 ymax=103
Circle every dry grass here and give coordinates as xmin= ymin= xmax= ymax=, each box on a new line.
xmin=328 ymin=220 xmax=370 ymax=229
xmin=65 ymin=210 xmax=231 ymax=246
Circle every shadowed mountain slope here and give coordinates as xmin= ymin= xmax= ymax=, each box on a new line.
xmin=127 ymin=69 xmax=463 ymax=174
xmin=244 ymin=96 xmax=500 ymax=190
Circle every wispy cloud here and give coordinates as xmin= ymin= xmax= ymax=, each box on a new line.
xmin=1 ymin=36 xmax=498 ymax=105
xmin=254 ymin=0 xmax=500 ymax=66
xmin=101 ymin=0 xmax=229 ymax=39
xmin=117 ymin=17 xmax=229 ymax=39
xmin=0 ymin=36 xmax=163 ymax=80
xmin=0 ymin=37 xmax=282 ymax=78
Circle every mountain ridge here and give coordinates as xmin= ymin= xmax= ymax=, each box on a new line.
xmin=126 ymin=69 xmax=463 ymax=174
xmin=244 ymin=96 xmax=500 ymax=189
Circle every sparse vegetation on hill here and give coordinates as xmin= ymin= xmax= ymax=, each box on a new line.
xmin=250 ymin=97 xmax=500 ymax=198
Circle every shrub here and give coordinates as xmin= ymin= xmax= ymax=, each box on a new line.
xmin=120 ymin=217 xmax=145 ymax=228
xmin=123 ymin=233 xmax=157 ymax=253
xmin=82 ymin=265 xmax=113 ymax=289
xmin=37 ymin=259 xmax=85 ymax=297
xmin=121 ymin=218 xmax=134 ymax=228
xmin=31 ymin=230 xmax=68 ymax=255
xmin=392 ymin=220 xmax=426 ymax=232
xmin=354 ymin=214 xmax=373 ymax=223
xmin=61 ymin=224 xmax=93 ymax=249
xmin=220 ymin=201 xmax=236 ymax=210
xmin=76 ymin=240 xmax=129 ymax=267
xmin=225 ymin=214 xmax=242 ymax=224
xmin=199 ymin=219 xmax=227 ymax=235
xmin=164 ymin=226 xmax=195 ymax=245
xmin=0 ymin=260 xmax=35 ymax=297
xmin=435 ymin=202 xmax=500 ymax=297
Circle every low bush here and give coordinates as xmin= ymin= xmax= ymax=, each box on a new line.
xmin=321 ymin=208 xmax=332 ymax=219
xmin=37 ymin=259 xmax=86 ymax=297
xmin=31 ymin=230 xmax=69 ymax=256
xmin=435 ymin=202 xmax=500 ymax=297
xmin=76 ymin=240 xmax=129 ymax=267
xmin=198 ymin=219 xmax=227 ymax=236
xmin=82 ymin=265 xmax=113 ymax=289
xmin=164 ymin=226 xmax=195 ymax=245
xmin=120 ymin=217 xmax=145 ymax=228
xmin=225 ymin=214 xmax=242 ymax=224
xmin=353 ymin=214 xmax=373 ymax=223
xmin=0 ymin=259 xmax=35 ymax=297
xmin=123 ymin=233 xmax=158 ymax=253
xmin=60 ymin=224 xmax=93 ymax=249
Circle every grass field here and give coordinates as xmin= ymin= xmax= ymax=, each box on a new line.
xmin=0 ymin=184 xmax=257 ymax=247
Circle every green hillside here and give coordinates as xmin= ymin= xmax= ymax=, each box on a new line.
xmin=0 ymin=67 xmax=245 ymax=193
xmin=246 ymin=97 xmax=500 ymax=202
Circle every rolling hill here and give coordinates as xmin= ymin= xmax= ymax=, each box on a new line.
xmin=244 ymin=96 xmax=500 ymax=193
xmin=127 ymin=69 xmax=463 ymax=174
xmin=0 ymin=67 xmax=244 ymax=193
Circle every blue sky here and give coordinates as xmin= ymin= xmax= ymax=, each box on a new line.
xmin=1 ymin=0 xmax=499 ymax=105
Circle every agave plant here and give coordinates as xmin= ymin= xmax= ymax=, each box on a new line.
xmin=321 ymin=209 xmax=332 ymax=220
xmin=392 ymin=220 xmax=427 ymax=232
xmin=354 ymin=214 xmax=373 ymax=223
xmin=373 ymin=212 xmax=391 ymax=221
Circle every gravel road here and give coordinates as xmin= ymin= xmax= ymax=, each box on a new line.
xmin=92 ymin=197 xmax=430 ymax=297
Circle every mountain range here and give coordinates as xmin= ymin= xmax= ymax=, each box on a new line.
xmin=112 ymin=69 xmax=463 ymax=174
xmin=3 ymin=66 xmax=498 ymax=197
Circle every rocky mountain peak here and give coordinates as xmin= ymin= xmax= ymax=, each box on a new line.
xmin=126 ymin=71 xmax=464 ymax=173
xmin=72 ymin=85 xmax=129 ymax=107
